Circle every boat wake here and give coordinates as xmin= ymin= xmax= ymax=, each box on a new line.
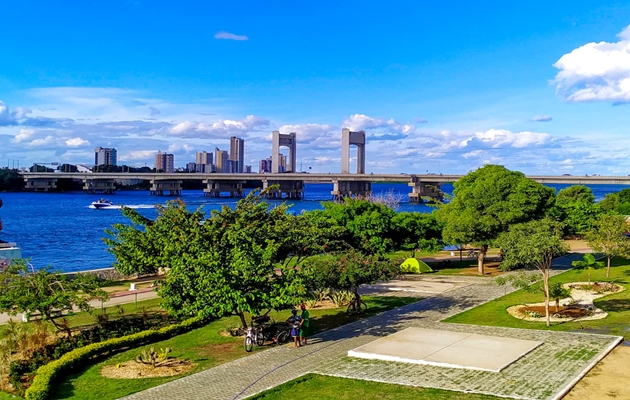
xmin=87 ymin=204 xmax=156 ymax=210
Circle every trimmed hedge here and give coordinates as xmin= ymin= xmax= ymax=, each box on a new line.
xmin=24 ymin=315 xmax=206 ymax=400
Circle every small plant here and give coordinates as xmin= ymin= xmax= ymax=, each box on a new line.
xmin=135 ymin=346 xmax=172 ymax=368
xmin=524 ymin=310 xmax=543 ymax=318
xmin=312 ymin=288 xmax=331 ymax=303
xmin=329 ymin=290 xmax=353 ymax=307
xmin=304 ymin=298 xmax=317 ymax=308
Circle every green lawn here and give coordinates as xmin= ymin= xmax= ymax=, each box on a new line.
xmin=250 ymin=374 xmax=501 ymax=400
xmin=0 ymin=391 xmax=20 ymax=399
xmin=0 ymin=297 xmax=163 ymax=337
xmin=48 ymin=295 xmax=419 ymax=400
xmin=445 ymin=257 xmax=630 ymax=340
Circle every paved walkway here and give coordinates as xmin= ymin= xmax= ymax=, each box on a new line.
xmin=122 ymin=259 xmax=619 ymax=400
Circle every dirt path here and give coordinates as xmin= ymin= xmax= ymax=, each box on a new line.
xmin=564 ymin=344 xmax=630 ymax=400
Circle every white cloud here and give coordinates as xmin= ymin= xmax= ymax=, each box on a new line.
xmin=277 ymin=124 xmax=335 ymax=143
xmin=463 ymin=150 xmax=483 ymax=158
xmin=342 ymin=113 xmax=415 ymax=139
xmin=170 ymin=115 xmax=269 ymax=138
xmin=65 ymin=137 xmax=90 ymax=147
xmin=119 ymin=150 xmax=158 ymax=161
xmin=474 ymin=129 xmax=550 ymax=148
xmin=0 ymin=101 xmax=17 ymax=126
xmin=12 ymin=129 xmax=35 ymax=143
xmin=214 ymin=31 xmax=249 ymax=41
xmin=27 ymin=136 xmax=55 ymax=147
xmin=531 ymin=115 xmax=553 ymax=122
xmin=553 ymin=24 xmax=630 ymax=102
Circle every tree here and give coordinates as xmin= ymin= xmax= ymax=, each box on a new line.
xmin=496 ymin=219 xmax=568 ymax=326
xmin=105 ymin=191 xmax=323 ymax=329
xmin=305 ymin=249 xmax=399 ymax=306
xmin=435 ymin=165 xmax=555 ymax=275
xmin=392 ymin=212 xmax=443 ymax=257
xmin=311 ymin=198 xmax=397 ymax=255
xmin=599 ymin=188 xmax=630 ymax=215
xmin=585 ymin=214 xmax=630 ymax=278
xmin=552 ymin=186 xmax=601 ymax=236
xmin=496 ymin=272 xmax=571 ymax=312
xmin=0 ymin=260 xmax=108 ymax=335
xmin=571 ymin=253 xmax=604 ymax=284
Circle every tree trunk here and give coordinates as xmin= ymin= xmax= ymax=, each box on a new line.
xmin=607 ymin=255 xmax=612 ymax=278
xmin=543 ymin=270 xmax=550 ymax=327
xmin=555 ymin=298 xmax=560 ymax=313
xmin=238 ymin=311 xmax=248 ymax=330
xmin=477 ymin=245 xmax=487 ymax=275
xmin=353 ymin=287 xmax=362 ymax=304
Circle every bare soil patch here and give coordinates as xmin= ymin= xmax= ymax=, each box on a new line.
xmin=101 ymin=359 xmax=195 ymax=379
xmin=521 ymin=305 xmax=591 ymax=318
xmin=564 ymin=345 xmax=630 ymax=400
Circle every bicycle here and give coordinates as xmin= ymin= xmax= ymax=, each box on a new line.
xmin=467 ymin=250 xmax=479 ymax=259
xmin=244 ymin=315 xmax=271 ymax=352
xmin=274 ymin=325 xmax=292 ymax=345
xmin=346 ymin=297 xmax=368 ymax=316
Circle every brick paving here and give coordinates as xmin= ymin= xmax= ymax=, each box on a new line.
xmin=122 ymin=266 xmax=620 ymax=400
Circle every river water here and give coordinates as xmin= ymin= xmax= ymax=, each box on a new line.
xmin=1 ymin=182 xmax=627 ymax=272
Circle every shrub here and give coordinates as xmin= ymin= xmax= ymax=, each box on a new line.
xmin=24 ymin=315 xmax=206 ymax=400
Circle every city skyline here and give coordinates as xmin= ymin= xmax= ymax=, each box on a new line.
xmin=1 ymin=2 xmax=630 ymax=175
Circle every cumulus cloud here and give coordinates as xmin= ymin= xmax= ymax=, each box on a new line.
xmin=553 ymin=24 xmax=630 ymax=103
xmin=12 ymin=129 xmax=35 ymax=143
xmin=277 ymin=124 xmax=335 ymax=143
xmin=118 ymin=150 xmax=159 ymax=161
xmin=170 ymin=115 xmax=269 ymax=138
xmin=0 ymin=101 xmax=17 ymax=126
xmin=214 ymin=31 xmax=248 ymax=41
xmin=65 ymin=137 xmax=90 ymax=147
xmin=27 ymin=136 xmax=55 ymax=147
xmin=342 ymin=113 xmax=415 ymax=140
xmin=531 ymin=115 xmax=553 ymax=122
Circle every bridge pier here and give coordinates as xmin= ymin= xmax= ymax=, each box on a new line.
xmin=331 ymin=180 xmax=372 ymax=200
xmin=203 ymin=180 xmax=244 ymax=197
xmin=23 ymin=178 xmax=57 ymax=192
xmin=262 ymin=180 xmax=304 ymax=199
xmin=408 ymin=177 xmax=442 ymax=203
xmin=150 ymin=180 xmax=182 ymax=196
xmin=83 ymin=179 xmax=115 ymax=194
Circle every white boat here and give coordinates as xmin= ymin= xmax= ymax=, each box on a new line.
xmin=0 ymin=242 xmax=21 ymax=271
xmin=91 ymin=199 xmax=114 ymax=209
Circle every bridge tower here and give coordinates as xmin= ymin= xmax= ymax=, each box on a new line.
xmin=341 ymin=128 xmax=366 ymax=174
xmin=271 ymin=131 xmax=296 ymax=173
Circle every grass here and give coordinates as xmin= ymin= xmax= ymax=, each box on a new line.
xmin=48 ymin=295 xmax=419 ymax=400
xmin=0 ymin=297 xmax=163 ymax=337
xmin=250 ymin=374 xmax=502 ymax=400
xmin=444 ymin=257 xmax=630 ymax=340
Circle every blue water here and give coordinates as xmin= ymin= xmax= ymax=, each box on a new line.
xmin=1 ymin=182 xmax=627 ymax=272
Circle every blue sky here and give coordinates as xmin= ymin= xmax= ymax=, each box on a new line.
xmin=2 ymin=1 xmax=630 ymax=174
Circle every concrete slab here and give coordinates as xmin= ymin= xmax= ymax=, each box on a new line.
xmin=361 ymin=279 xmax=461 ymax=295
xmin=348 ymin=327 xmax=543 ymax=372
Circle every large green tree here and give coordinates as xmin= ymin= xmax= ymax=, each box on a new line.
xmin=551 ymin=185 xmax=601 ymax=236
xmin=585 ymin=214 xmax=630 ymax=278
xmin=496 ymin=219 xmax=568 ymax=326
xmin=435 ymin=165 xmax=555 ymax=274
xmin=311 ymin=198 xmax=397 ymax=255
xmin=392 ymin=212 xmax=443 ymax=257
xmin=599 ymin=188 xmax=630 ymax=215
xmin=0 ymin=260 xmax=108 ymax=335
xmin=106 ymin=191 xmax=324 ymax=328
xmin=305 ymin=249 xmax=399 ymax=305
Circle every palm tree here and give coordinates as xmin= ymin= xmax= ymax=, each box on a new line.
xmin=571 ymin=253 xmax=604 ymax=284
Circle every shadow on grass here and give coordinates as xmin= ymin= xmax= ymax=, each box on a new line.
xmin=596 ymin=299 xmax=630 ymax=313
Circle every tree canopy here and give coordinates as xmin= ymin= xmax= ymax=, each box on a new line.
xmin=551 ymin=185 xmax=601 ymax=236
xmin=0 ymin=260 xmax=107 ymax=334
xmin=392 ymin=212 xmax=443 ymax=257
xmin=495 ymin=218 xmax=567 ymax=326
xmin=585 ymin=214 xmax=630 ymax=278
xmin=435 ymin=164 xmax=555 ymax=274
xmin=105 ymin=191 xmax=324 ymax=328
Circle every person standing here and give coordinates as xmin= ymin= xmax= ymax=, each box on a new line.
xmin=299 ymin=303 xmax=310 ymax=345
xmin=286 ymin=309 xmax=302 ymax=348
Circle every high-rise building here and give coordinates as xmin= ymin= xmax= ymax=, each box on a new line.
xmin=195 ymin=151 xmax=213 ymax=166
xmin=279 ymin=154 xmax=287 ymax=173
xmin=186 ymin=162 xmax=196 ymax=172
xmin=214 ymin=147 xmax=229 ymax=173
xmin=244 ymin=165 xmax=252 ymax=173
xmin=259 ymin=157 xmax=272 ymax=173
xmin=155 ymin=151 xmax=175 ymax=173
xmin=94 ymin=147 xmax=117 ymax=166
xmin=229 ymin=137 xmax=245 ymax=173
